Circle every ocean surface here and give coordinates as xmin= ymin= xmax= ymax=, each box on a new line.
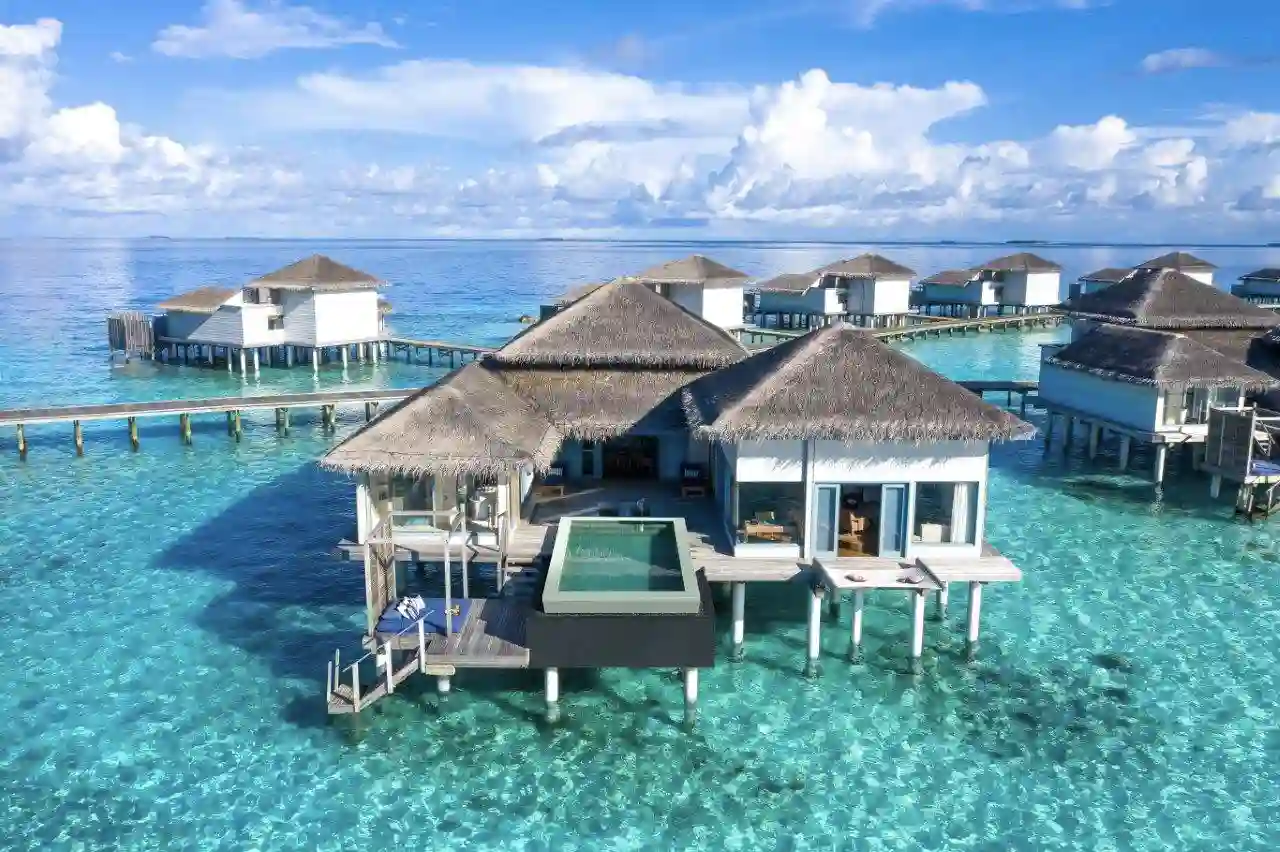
xmin=1 ymin=239 xmax=1279 ymax=851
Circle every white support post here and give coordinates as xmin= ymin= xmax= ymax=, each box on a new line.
xmin=418 ymin=619 xmax=427 ymax=673
xmin=226 ymin=349 xmax=233 ymax=372
xmin=966 ymin=581 xmax=984 ymax=657
xmin=1153 ymin=444 xmax=1167 ymax=485
xmin=731 ymin=582 xmax=745 ymax=659
xmin=849 ymin=589 xmax=865 ymax=661
xmin=444 ymin=531 xmax=453 ymax=636
xmin=1211 ymin=473 xmax=1223 ymax=499
xmin=1087 ymin=423 xmax=1100 ymax=459
xmin=545 ymin=667 xmax=560 ymax=705
xmin=356 ymin=343 xmax=364 ymax=362
xmin=341 ymin=346 xmax=349 ymax=369
xmin=207 ymin=346 xmax=214 ymax=365
xmin=934 ymin=582 xmax=949 ymax=621
xmin=683 ymin=668 xmax=698 ymax=707
xmin=371 ymin=342 xmax=379 ymax=364
xmin=910 ymin=590 xmax=926 ymax=674
xmin=252 ymin=348 xmax=260 ymax=375
xmin=383 ymin=643 xmax=395 ymax=694
xmin=1119 ymin=436 xmax=1131 ymax=471
xmin=238 ymin=348 xmax=247 ymax=375
xmin=311 ymin=348 xmax=319 ymax=373
xmin=286 ymin=346 xmax=294 ymax=368
xmin=806 ymin=585 xmax=822 ymax=676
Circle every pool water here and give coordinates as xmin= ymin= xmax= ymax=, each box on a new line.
xmin=560 ymin=521 xmax=685 ymax=593
xmin=2 ymin=239 xmax=1280 ymax=851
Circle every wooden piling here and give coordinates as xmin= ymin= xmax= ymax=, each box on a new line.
xmin=73 ymin=420 xmax=83 ymax=456
xmin=16 ymin=424 xmax=26 ymax=459
xmin=128 ymin=416 xmax=139 ymax=450
xmin=180 ymin=413 xmax=192 ymax=444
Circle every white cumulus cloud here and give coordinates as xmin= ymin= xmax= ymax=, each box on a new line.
xmin=1140 ymin=47 xmax=1229 ymax=74
xmin=153 ymin=0 xmax=397 ymax=59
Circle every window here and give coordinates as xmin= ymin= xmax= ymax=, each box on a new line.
xmin=912 ymin=482 xmax=978 ymax=545
xmin=737 ymin=482 xmax=804 ymax=545
xmin=268 ymin=316 xmax=284 ymax=330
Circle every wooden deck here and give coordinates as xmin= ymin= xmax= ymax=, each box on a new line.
xmin=0 ymin=388 xmax=410 ymax=427
xmin=386 ymin=336 xmax=493 ymax=367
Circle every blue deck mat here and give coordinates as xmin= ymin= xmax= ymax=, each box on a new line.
xmin=1251 ymin=460 xmax=1280 ymax=477
xmin=376 ymin=598 xmax=474 ymax=636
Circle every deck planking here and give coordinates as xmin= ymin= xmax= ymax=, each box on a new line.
xmin=0 ymin=388 xmax=411 ymax=426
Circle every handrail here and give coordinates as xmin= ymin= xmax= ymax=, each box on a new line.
xmin=326 ymin=612 xmax=428 ymax=712
xmin=495 ymin=510 xmax=508 ymax=591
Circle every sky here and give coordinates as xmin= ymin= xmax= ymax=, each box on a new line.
xmin=0 ymin=0 xmax=1278 ymax=240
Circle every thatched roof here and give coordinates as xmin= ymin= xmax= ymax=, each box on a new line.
xmin=1241 ymin=268 xmax=1280 ymax=283
xmin=1079 ymin=267 xmax=1133 ymax=284
xmin=554 ymin=280 xmax=609 ymax=305
xmin=1138 ymin=251 xmax=1216 ymax=272
xmin=629 ymin=255 xmax=749 ymax=286
xmin=321 ymin=362 xmax=559 ymax=478
xmin=682 ymin=324 xmax=1035 ymax=443
xmin=251 ymin=255 xmax=381 ymax=292
xmin=756 ymin=273 xmax=818 ymax=292
xmin=500 ymin=367 xmax=701 ymax=441
xmin=491 ymin=278 xmax=747 ymax=369
xmin=976 ymin=252 xmax=1061 ymax=273
xmin=921 ymin=269 xmax=974 ymax=286
xmin=1060 ymin=268 xmax=1280 ymax=329
xmin=1184 ymin=329 xmax=1280 ymax=379
xmin=817 ymin=253 xmax=916 ymax=279
xmin=156 ymin=286 xmax=236 ymax=314
xmin=1046 ymin=325 xmax=1279 ymax=391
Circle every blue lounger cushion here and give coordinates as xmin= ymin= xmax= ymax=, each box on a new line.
xmin=376 ymin=598 xmax=474 ymax=636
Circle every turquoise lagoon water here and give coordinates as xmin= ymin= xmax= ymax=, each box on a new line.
xmin=2 ymin=240 xmax=1280 ymax=850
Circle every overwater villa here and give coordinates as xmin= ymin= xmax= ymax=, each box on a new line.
xmin=1039 ymin=267 xmax=1280 ymax=484
xmin=917 ymin=252 xmax=1062 ymax=316
xmin=544 ymin=255 xmax=750 ymax=330
xmin=1070 ymin=267 xmax=1133 ymax=300
xmin=319 ymin=278 xmax=1033 ymax=717
xmin=1233 ymin=268 xmax=1280 ymax=306
xmin=753 ymin=253 xmax=916 ymax=329
xmin=155 ymin=255 xmax=389 ymax=373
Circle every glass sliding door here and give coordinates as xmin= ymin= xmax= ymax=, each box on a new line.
xmin=813 ymin=484 xmax=840 ymax=556
xmin=879 ymin=484 xmax=908 ymax=557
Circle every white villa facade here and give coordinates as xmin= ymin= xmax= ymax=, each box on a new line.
xmin=156 ymin=255 xmax=388 ymax=372
xmin=1233 ymin=269 xmax=1280 ymax=305
xmin=917 ymin=253 xmax=1061 ymax=315
xmin=1138 ymin=252 xmax=1216 ymax=285
xmin=755 ymin=254 xmax=916 ymax=328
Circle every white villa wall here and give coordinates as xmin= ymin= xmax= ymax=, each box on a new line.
xmin=668 ymin=283 xmax=703 ymax=319
xmin=281 ymin=291 xmax=317 ymax=346
xmin=730 ymin=438 xmax=992 ymax=559
xmin=757 ymin=289 xmax=820 ymax=314
xmin=241 ymin=304 xmax=287 ymax=347
xmin=870 ymin=277 xmax=912 ymax=314
xmin=1186 ymin=270 xmax=1214 ymax=285
xmin=1039 ymin=364 xmax=1160 ymax=431
xmin=1016 ymin=271 xmax=1061 ymax=306
xmin=701 ymin=283 xmax=744 ymax=328
xmin=164 ymin=307 xmax=245 ymax=345
xmin=314 ymin=290 xmax=382 ymax=345
xmin=923 ymin=281 xmax=987 ymax=305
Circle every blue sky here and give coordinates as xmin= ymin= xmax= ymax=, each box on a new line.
xmin=1 ymin=0 xmax=1278 ymax=238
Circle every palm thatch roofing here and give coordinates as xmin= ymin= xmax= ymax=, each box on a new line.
xmin=156 ymin=286 xmax=236 ymax=314
xmin=1184 ymin=329 xmax=1280 ymax=379
xmin=1241 ymin=268 xmax=1280 ymax=282
xmin=682 ymin=323 xmax=1034 ymax=442
xmin=321 ymin=362 xmax=560 ymax=478
xmin=554 ymin=280 xmax=609 ymax=305
xmin=1060 ymin=268 xmax=1280 ymax=329
xmin=755 ymin=272 xmax=819 ymax=292
xmin=1045 ymin=325 xmax=1279 ymax=391
xmin=921 ymin=269 xmax=974 ymax=286
xmin=1138 ymin=251 xmax=1217 ymax=272
xmin=491 ymin=278 xmax=747 ymax=369
xmin=817 ymin=253 xmax=916 ymax=279
xmin=500 ymin=367 xmax=701 ymax=441
xmin=251 ymin=255 xmax=382 ymax=292
xmin=1079 ymin=267 xmax=1133 ymax=284
xmin=976 ymin=252 xmax=1062 ymax=273
xmin=629 ymin=255 xmax=749 ymax=286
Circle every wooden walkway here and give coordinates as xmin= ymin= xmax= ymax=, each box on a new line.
xmin=0 ymin=388 xmax=412 ymax=456
xmin=386 ymin=336 xmax=493 ymax=367
xmin=739 ymin=311 xmax=1063 ymax=348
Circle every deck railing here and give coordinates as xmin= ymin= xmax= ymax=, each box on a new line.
xmin=326 ymin=613 xmax=432 ymax=713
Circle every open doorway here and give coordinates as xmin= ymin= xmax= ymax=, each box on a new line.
xmin=602 ymin=436 xmax=659 ymax=479
xmin=814 ymin=483 xmax=908 ymax=557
